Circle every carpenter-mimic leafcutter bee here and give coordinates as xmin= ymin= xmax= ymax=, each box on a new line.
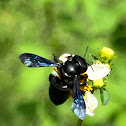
xmin=19 ymin=52 xmax=92 ymax=120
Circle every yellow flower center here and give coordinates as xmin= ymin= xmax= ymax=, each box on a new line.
xmin=93 ymin=78 xmax=105 ymax=88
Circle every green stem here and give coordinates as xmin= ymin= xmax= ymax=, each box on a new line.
xmin=76 ymin=119 xmax=83 ymax=126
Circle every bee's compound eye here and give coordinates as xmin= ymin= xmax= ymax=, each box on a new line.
xmin=72 ymin=55 xmax=87 ymax=72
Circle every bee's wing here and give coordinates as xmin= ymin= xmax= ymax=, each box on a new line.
xmin=86 ymin=64 xmax=111 ymax=80
xmin=19 ymin=53 xmax=60 ymax=67
xmin=71 ymin=76 xmax=86 ymax=120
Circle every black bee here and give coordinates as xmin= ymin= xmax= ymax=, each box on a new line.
xmin=19 ymin=53 xmax=88 ymax=120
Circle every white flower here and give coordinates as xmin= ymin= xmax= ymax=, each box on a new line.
xmin=86 ymin=64 xmax=111 ymax=80
xmin=84 ymin=91 xmax=98 ymax=116
xmin=59 ymin=53 xmax=75 ymax=62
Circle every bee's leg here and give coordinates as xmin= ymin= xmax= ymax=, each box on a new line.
xmin=79 ymin=74 xmax=88 ymax=86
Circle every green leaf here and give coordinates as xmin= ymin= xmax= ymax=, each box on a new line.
xmin=89 ymin=54 xmax=98 ymax=62
xmin=100 ymin=88 xmax=110 ymax=105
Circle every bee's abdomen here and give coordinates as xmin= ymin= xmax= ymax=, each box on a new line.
xmin=49 ymin=74 xmax=70 ymax=105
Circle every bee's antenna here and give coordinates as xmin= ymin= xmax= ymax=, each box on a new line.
xmin=53 ymin=54 xmax=59 ymax=63
xmin=84 ymin=46 xmax=89 ymax=58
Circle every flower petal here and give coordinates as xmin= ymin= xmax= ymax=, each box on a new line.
xmin=84 ymin=91 xmax=98 ymax=116
xmin=86 ymin=64 xmax=111 ymax=80
xmin=59 ymin=53 xmax=75 ymax=62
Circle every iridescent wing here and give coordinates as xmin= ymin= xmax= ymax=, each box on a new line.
xmin=19 ymin=53 xmax=60 ymax=67
xmin=71 ymin=76 xmax=86 ymax=120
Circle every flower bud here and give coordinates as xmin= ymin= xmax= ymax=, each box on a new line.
xmin=99 ymin=47 xmax=115 ymax=63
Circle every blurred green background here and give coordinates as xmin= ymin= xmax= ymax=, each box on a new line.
xmin=0 ymin=0 xmax=126 ymax=126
